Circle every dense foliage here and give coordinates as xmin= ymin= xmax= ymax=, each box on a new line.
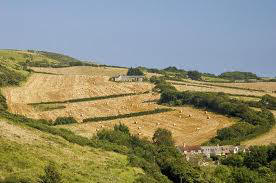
xmin=127 ymin=67 xmax=144 ymax=76
xmin=96 ymin=125 xmax=203 ymax=183
xmin=159 ymin=90 xmax=275 ymax=145
xmin=219 ymin=144 xmax=276 ymax=182
xmin=219 ymin=71 xmax=258 ymax=80
xmin=187 ymin=70 xmax=202 ymax=81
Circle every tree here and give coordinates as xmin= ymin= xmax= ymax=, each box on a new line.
xmin=187 ymin=71 xmax=201 ymax=80
xmin=244 ymin=146 xmax=268 ymax=169
xmin=219 ymin=71 xmax=258 ymax=80
xmin=127 ymin=68 xmax=144 ymax=76
xmin=38 ymin=163 xmax=62 ymax=183
xmin=152 ymin=128 xmax=174 ymax=146
xmin=214 ymin=165 xmax=232 ymax=182
xmin=221 ymin=154 xmax=244 ymax=167
xmin=114 ymin=123 xmax=130 ymax=135
xmin=230 ymin=167 xmax=260 ymax=183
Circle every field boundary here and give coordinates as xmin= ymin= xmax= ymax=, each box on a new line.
xmin=83 ymin=108 xmax=173 ymax=123
xmin=28 ymin=91 xmax=150 ymax=105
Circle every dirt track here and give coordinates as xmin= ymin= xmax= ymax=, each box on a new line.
xmin=2 ymin=67 xmax=234 ymax=145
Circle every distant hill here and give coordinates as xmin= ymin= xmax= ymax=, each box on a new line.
xmin=0 ymin=49 xmax=95 ymax=87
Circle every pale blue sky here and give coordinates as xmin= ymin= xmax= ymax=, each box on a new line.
xmin=0 ymin=0 xmax=275 ymax=76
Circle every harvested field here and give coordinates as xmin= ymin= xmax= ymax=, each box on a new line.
xmin=172 ymin=81 xmax=272 ymax=97
xmin=31 ymin=66 xmax=128 ymax=77
xmin=31 ymin=66 xmax=160 ymax=78
xmin=2 ymin=67 xmax=234 ymax=145
xmin=212 ymin=82 xmax=276 ymax=93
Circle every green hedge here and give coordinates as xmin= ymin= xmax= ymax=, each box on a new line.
xmin=83 ymin=108 xmax=173 ymax=123
xmin=29 ymin=91 xmax=149 ymax=105
xmin=54 ymin=117 xmax=77 ymax=125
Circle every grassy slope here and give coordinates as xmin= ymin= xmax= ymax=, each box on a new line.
xmin=0 ymin=120 xmax=142 ymax=182
xmin=0 ymin=50 xmax=143 ymax=182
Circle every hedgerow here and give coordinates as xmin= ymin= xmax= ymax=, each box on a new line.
xmin=54 ymin=117 xmax=77 ymax=125
xmin=29 ymin=91 xmax=149 ymax=105
xmin=83 ymin=108 xmax=173 ymax=123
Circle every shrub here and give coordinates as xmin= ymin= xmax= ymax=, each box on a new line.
xmin=38 ymin=163 xmax=62 ymax=183
xmin=54 ymin=117 xmax=77 ymax=125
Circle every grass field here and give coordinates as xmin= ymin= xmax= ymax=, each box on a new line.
xmin=2 ymin=66 xmax=234 ymax=146
xmin=0 ymin=120 xmax=143 ymax=182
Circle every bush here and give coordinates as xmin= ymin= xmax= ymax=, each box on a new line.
xmin=38 ymin=163 xmax=62 ymax=183
xmin=54 ymin=117 xmax=77 ymax=125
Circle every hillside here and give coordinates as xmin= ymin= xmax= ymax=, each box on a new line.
xmin=2 ymin=66 xmax=234 ymax=146
xmin=1 ymin=49 xmax=275 ymax=182
xmin=0 ymin=120 xmax=142 ymax=182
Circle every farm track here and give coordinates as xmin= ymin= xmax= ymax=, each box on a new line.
xmin=2 ymin=67 xmax=234 ymax=145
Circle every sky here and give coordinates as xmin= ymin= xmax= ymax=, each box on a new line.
xmin=0 ymin=0 xmax=275 ymax=77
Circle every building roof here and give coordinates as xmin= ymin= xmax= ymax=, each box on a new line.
xmin=178 ymin=145 xmax=201 ymax=152
xmin=112 ymin=75 xmax=144 ymax=78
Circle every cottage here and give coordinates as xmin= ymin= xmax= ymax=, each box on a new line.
xmin=178 ymin=145 xmax=202 ymax=155
xmin=178 ymin=144 xmax=244 ymax=158
xmin=110 ymin=75 xmax=145 ymax=82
